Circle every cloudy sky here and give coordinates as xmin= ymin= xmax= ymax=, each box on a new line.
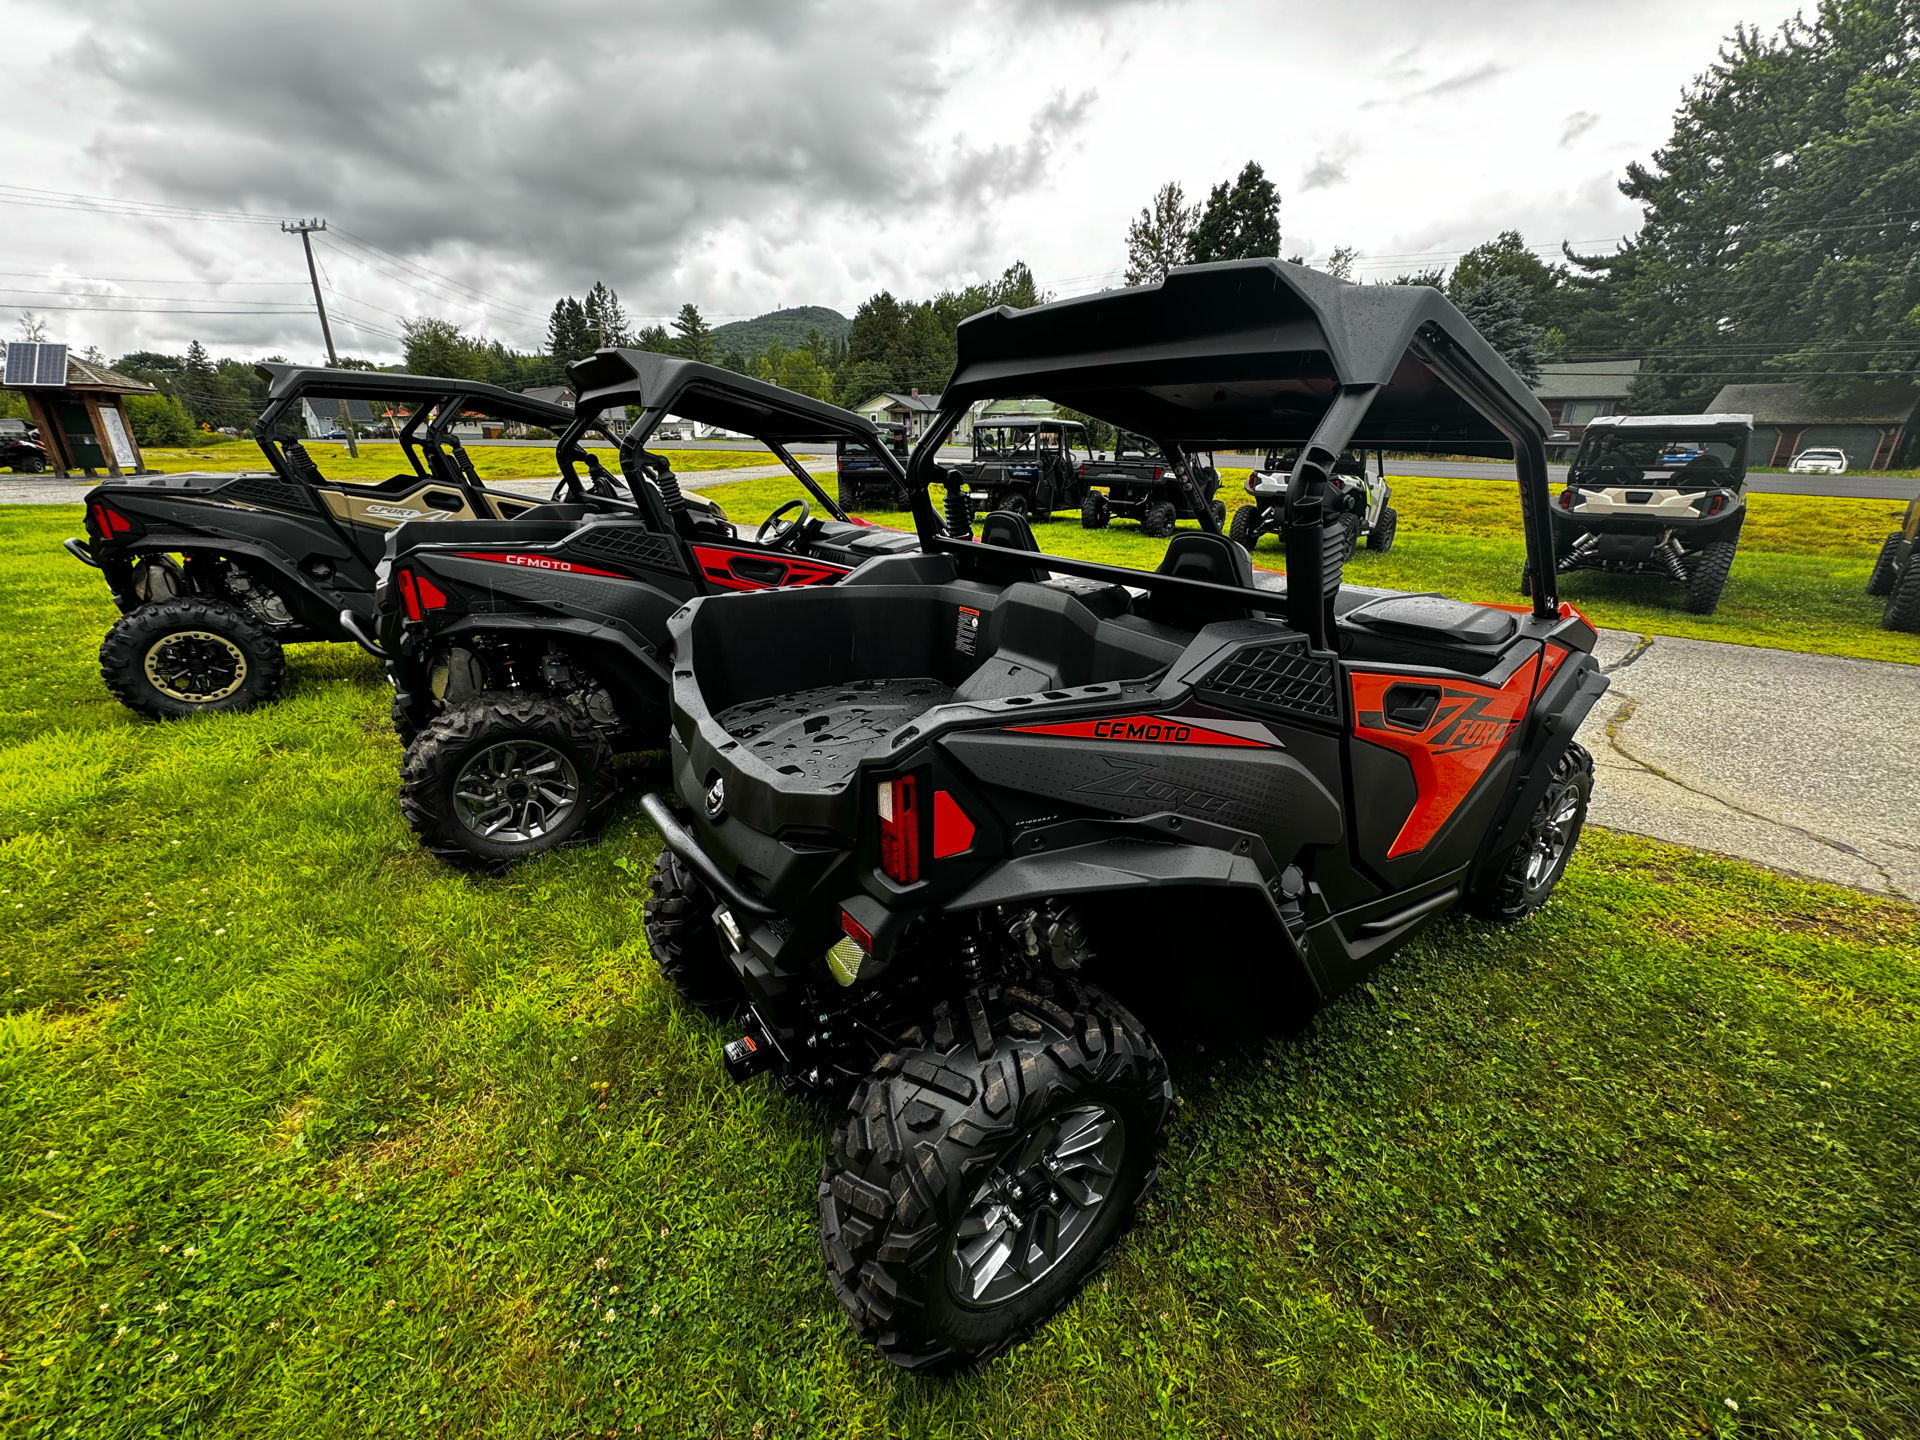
xmin=3 ymin=0 xmax=1768 ymax=365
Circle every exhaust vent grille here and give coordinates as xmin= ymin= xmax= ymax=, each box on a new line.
xmin=218 ymin=474 xmax=317 ymax=512
xmin=568 ymin=525 xmax=685 ymax=574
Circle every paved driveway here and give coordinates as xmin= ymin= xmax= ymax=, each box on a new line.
xmin=1576 ymin=629 xmax=1920 ymax=899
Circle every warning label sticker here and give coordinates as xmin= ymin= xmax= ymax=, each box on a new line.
xmin=954 ymin=605 xmax=981 ymax=655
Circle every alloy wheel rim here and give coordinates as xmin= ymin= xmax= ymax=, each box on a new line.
xmin=144 ymin=630 xmax=246 ymax=703
xmin=451 ymin=739 xmax=580 ymax=843
xmin=947 ymin=1102 xmax=1125 ymax=1309
xmin=1523 ymin=782 xmax=1582 ymax=889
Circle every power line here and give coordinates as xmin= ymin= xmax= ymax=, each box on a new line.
xmin=11 ymin=301 xmax=313 ymax=315
xmin=0 ymin=183 xmax=293 ymax=224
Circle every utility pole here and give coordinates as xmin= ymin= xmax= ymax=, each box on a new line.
xmin=282 ymin=217 xmax=357 ymax=457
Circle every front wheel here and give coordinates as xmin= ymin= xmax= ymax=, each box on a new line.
xmin=819 ymin=981 xmax=1170 ymax=1374
xmin=1866 ymin=533 xmax=1902 ymax=597
xmin=1208 ymin=499 xmax=1227 ymax=529
xmin=1366 ymin=506 xmax=1398 ymax=552
xmin=398 ymin=692 xmax=617 ymax=869
xmin=1464 ymin=743 xmax=1592 ymax=922
xmin=98 ymin=597 xmax=287 ymax=719
xmin=1080 ymin=491 xmax=1109 ymax=529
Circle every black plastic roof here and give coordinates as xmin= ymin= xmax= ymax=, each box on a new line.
xmin=255 ymin=363 xmax=577 ymax=427
xmin=568 ymin=349 xmax=884 ymax=445
xmin=942 ymin=259 xmax=1554 ymax=457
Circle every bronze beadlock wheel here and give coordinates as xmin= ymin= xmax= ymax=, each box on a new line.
xmin=98 ymin=597 xmax=287 ymax=720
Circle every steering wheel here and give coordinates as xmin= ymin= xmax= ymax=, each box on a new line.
xmin=756 ymin=498 xmax=809 ymax=550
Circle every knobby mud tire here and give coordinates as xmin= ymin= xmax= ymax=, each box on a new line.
xmin=1367 ymin=506 xmax=1398 ymax=552
xmin=1080 ymin=492 xmax=1109 ymax=529
xmin=1883 ymin=554 xmax=1920 ymax=633
xmin=1139 ymin=501 xmax=1177 ymax=538
xmin=1464 ymin=742 xmax=1593 ymax=922
xmin=642 ymin=848 xmax=744 ymax=1016
xmin=1682 ymin=539 xmax=1737 ymax=614
xmin=1227 ymin=503 xmax=1260 ymax=550
xmin=1865 ymin=534 xmax=1901 ymax=597
xmin=819 ymin=981 xmax=1171 ymax=1375
xmin=398 ymin=691 xmax=616 ymax=870
xmin=98 ymin=597 xmax=286 ymax=720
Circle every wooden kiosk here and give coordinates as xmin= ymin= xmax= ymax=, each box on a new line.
xmin=3 ymin=343 xmax=157 ymax=478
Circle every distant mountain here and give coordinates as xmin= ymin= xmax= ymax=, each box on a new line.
xmin=708 ymin=306 xmax=850 ymax=355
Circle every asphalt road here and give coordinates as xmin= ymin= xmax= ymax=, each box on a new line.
xmin=1575 ymin=629 xmax=1920 ymax=899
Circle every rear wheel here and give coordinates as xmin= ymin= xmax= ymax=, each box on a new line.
xmin=1140 ymin=501 xmax=1177 ymax=538
xmin=1884 ymin=555 xmax=1920 ymax=633
xmin=1366 ymin=506 xmax=1398 ymax=552
xmin=1682 ymin=539 xmax=1737 ymax=614
xmin=399 ymin=692 xmax=616 ymax=869
xmin=1080 ymin=491 xmax=1109 ymax=529
xmin=642 ymin=848 xmax=744 ymax=1016
xmin=819 ymin=981 xmax=1170 ymax=1374
xmin=18 ymin=453 xmax=46 ymax=474
xmin=1866 ymin=534 xmax=1902 ymax=597
xmin=1208 ymin=499 xmax=1227 ymax=529
xmin=98 ymin=597 xmax=286 ymax=719
xmin=1228 ymin=503 xmax=1260 ymax=549
xmin=838 ymin=474 xmax=859 ymax=510
xmin=1464 ymin=743 xmax=1592 ymax=922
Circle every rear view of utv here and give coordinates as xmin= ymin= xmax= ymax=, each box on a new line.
xmin=1540 ymin=413 xmax=1753 ymax=614
xmin=1079 ymin=429 xmax=1225 ymax=536
xmin=1232 ymin=446 xmax=1396 ymax=554
xmin=641 ymin=260 xmax=1613 ymax=1372
xmin=66 ymin=366 xmax=587 ymax=719
xmin=380 ymin=349 xmax=919 ymax=866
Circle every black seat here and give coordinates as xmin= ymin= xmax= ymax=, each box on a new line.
xmin=1136 ymin=531 xmax=1253 ymax=632
xmin=974 ymin=509 xmax=1047 ymax=584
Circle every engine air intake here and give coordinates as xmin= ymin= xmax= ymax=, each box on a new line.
xmin=1198 ymin=637 xmax=1339 ymax=722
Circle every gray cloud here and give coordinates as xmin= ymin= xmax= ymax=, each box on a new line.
xmin=1559 ymin=110 xmax=1601 ymax=147
xmin=52 ymin=0 xmax=1130 ymax=335
xmin=1301 ymin=137 xmax=1357 ymax=191
xmin=1406 ymin=62 xmax=1506 ymax=100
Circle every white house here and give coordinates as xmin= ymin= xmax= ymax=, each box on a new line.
xmin=853 ymin=390 xmax=969 ymax=444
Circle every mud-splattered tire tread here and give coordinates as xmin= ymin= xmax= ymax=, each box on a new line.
xmin=818 ymin=980 xmax=1171 ymax=1375
xmin=98 ymin=597 xmax=286 ymax=719
xmin=398 ymin=691 xmax=616 ymax=869
xmin=642 ymin=848 xmax=743 ymax=1016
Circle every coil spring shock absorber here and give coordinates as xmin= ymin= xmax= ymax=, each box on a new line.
xmin=944 ymin=477 xmax=972 ymax=539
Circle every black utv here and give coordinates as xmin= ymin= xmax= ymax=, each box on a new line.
xmin=639 ymin=260 xmax=1612 ymax=1374
xmin=1540 ymin=413 xmax=1753 ymax=614
xmin=950 ymin=416 xmax=1091 ymax=521
xmin=1231 ymin=447 xmax=1395 ymax=555
xmin=379 ymin=349 xmax=920 ymax=867
xmin=1079 ymin=430 xmax=1224 ymax=536
xmin=65 ymin=367 xmax=602 ymax=719
xmin=837 ymin=421 xmax=910 ymax=509
xmin=1867 ymin=492 xmax=1920 ymax=633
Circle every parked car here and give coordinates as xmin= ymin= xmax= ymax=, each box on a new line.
xmin=639 ymin=258 xmax=1610 ymax=1374
xmin=0 ymin=419 xmax=47 ymax=473
xmin=1540 ymin=413 xmax=1754 ymax=614
xmin=66 ymin=367 xmax=606 ymax=720
xmin=1079 ymin=430 xmax=1224 ymax=536
xmin=1789 ymin=447 xmax=1848 ymax=475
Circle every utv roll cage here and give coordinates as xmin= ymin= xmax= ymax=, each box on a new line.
xmin=252 ymin=364 xmax=595 ymax=509
xmin=556 ymin=349 xmax=907 ymax=532
xmin=899 ymin=259 xmax=1558 ymax=647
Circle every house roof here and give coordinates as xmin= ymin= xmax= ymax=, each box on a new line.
xmin=1703 ymin=380 xmax=1920 ymax=427
xmin=1532 ymin=359 xmax=1640 ymax=402
xmin=304 ymin=396 xmax=379 ymax=424
xmin=519 ymin=385 xmax=573 ymax=408
xmin=859 ymin=392 xmax=941 ymax=413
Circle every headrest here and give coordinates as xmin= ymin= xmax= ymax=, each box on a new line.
xmin=978 ymin=509 xmax=1040 ymax=552
xmin=1155 ymin=530 xmax=1253 ymax=589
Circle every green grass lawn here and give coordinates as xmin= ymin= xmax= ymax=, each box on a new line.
xmin=685 ymin=472 xmax=1918 ymax=665
xmin=3 ymin=508 xmax=1919 ymax=1437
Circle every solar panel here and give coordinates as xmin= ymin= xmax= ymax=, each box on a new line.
xmin=35 ymin=344 xmax=68 ymax=386
xmin=3 ymin=343 xmax=69 ymax=387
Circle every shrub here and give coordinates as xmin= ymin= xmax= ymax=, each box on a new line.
xmin=126 ymin=394 xmax=194 ymax=446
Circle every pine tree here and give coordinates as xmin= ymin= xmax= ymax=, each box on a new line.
xmin=1124 ymin=182 xmax=1195 ymax=284
xmin=184 ymin=340 xmax=217 ymax=384
xmin=547 ymin=298 xmax=593 ymax=362
xmin=583 ymin=282 xmax=631 ymax=349
xmin=672 ymin=304 xmax=716 ymax=364
xmin=1189 ymin=162 xmax=1281 ymax=264
xmin=1453 ymin=274 xmax=1544 ymax=384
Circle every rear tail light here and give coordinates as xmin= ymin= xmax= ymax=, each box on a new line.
xmin=91 ymin=503 xmax=131 ymax=535
xmin=395 ymin=568 xmax=449 ymax=623
xmin=1152 ymin=466 xmax=1162 ymax=479
xmin=877 ymin=775 xmax=920 ymax=883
